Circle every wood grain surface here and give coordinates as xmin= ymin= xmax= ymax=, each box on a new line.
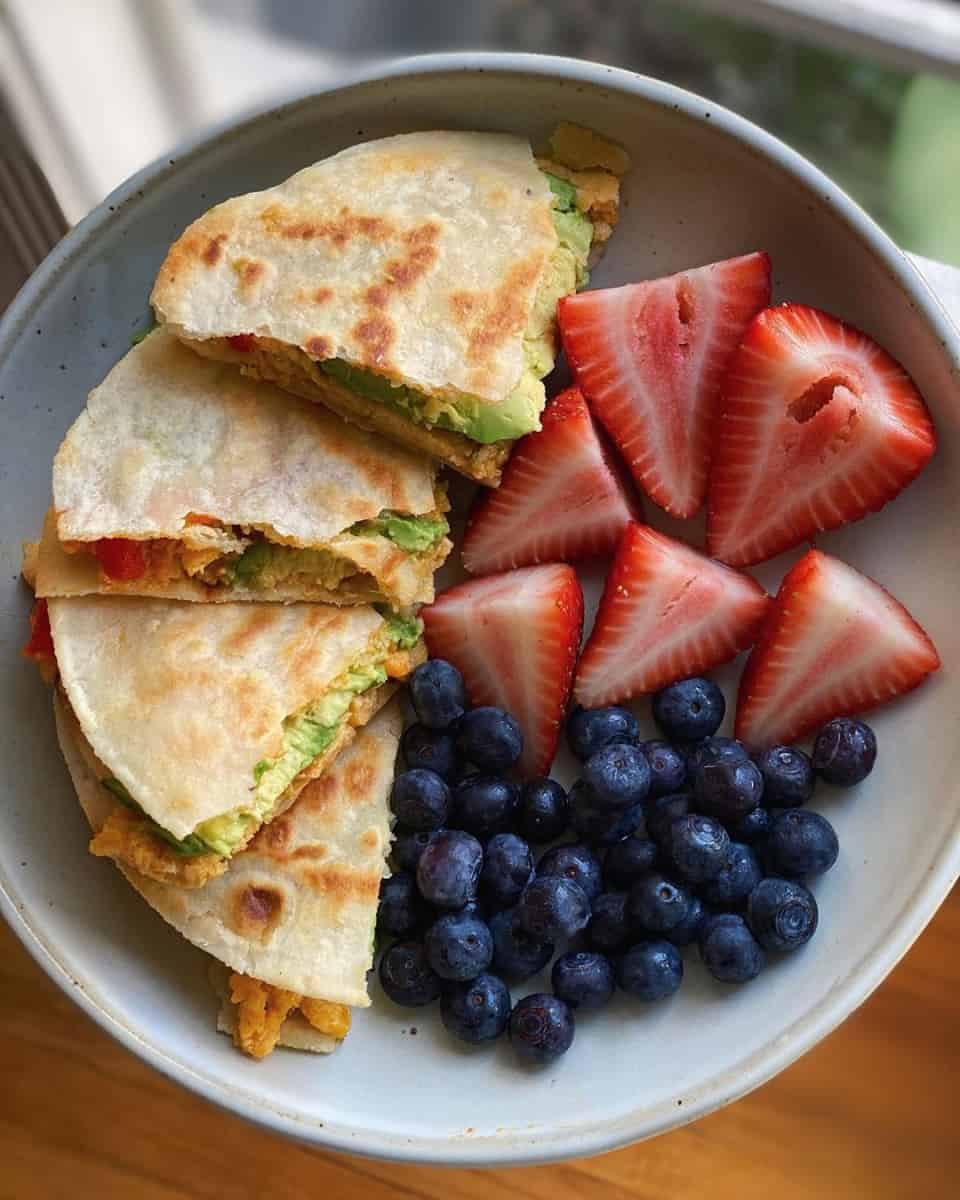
xmin=1 ymin=886 xmax=956 ymax=1200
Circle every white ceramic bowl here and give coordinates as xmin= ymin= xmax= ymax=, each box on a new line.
xmin=1 ymin=53 xmax=958 ymax=1166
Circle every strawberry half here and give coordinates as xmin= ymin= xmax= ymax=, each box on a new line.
xmin=559 ymin=252 xmax=770 ymax=518
xmin=574 ymin=522 xmax=770 ymax=707
xmin=708 ymin=304 xmax=936 ymax=567
xmin=421 ymin=564 xmax=584 ymax=778
xmin=461 ymin=386 xmax=637 ymax=575
xmin=736 ymin=549 xmax=940 ymax=747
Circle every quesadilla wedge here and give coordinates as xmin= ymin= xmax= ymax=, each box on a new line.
xmin=55 ymin=692 xmax=402 ymax=1056
xmin=45 ymin=594 xmax=423 ymax=888
xmin=151 ymin=125 xmax=628 ymax=485
xmin=40 ymin=328 xmax=450 ymax=609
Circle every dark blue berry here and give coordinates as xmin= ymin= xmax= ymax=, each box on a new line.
xmin=457 ymin=706 xmax=523 ymax=772
xmin=587 ymin=891 xmax=631 ymax=953
xmin=509 ymin=993 xmax=575 ymax=1064
xmin=652 ymin=678 xmax=725 ymax=742
xmin=378 ymin=940 xmax=442 ymax=1006
xmin=699 ymin=913 xmax=765 ymax=983
xmin=424 ymin=910 xmax=494 ymax=981
xmin=627 ymin=872 xmax=693 ymax=934
xmin=489 ymin=908 xmax=554 ymax=979
xmin=747 ymin=877 xmax=819 ymax=952
xmin=668 ymin=813 xmax=730 ymax=883
xmin=644 ymin=792 xmax=691 ymax=846
xmin=753 ymin=745 xmax=814 ymax=808
xmin=638 ymin=739 xmax=688 ymax=797
xmin=581 ymin=743 xmax=651 ymax=811
xmin=569 ymin=782 xmax=645 ymax=846
xmin=698 ymin=841 xmax=763 ymax=907
xmin=440 ymin=973 xmax=511 ymax=1043
xmin=515 ymin=778 xmax=569 ymax=843
xmin=480 ymin=833 xmax=534 ymax=911
xmin=390 ymin=769 xmax=451 ymax=831
xmin=764 ymin=809 xmax=839 ymax=879
xmin=812 ymin=718 xmax=877 ymax=787
xmin=617 ymin=940 xmax=683 ymax=1001
xmin=409 ymin=659 xmax=468 ymax=730
xmin=401 ymin=723 xmax=458 ymax=781
xmin=693 ymin=758 xmax=763 ymax=823
xmin=665 ymin=894 xmax=708 ymax=947
xmin=604 ymin=836 xmax=659 ymax=890
xmin=377 ymin=871 xmax=428 ymax=938
xmin=686 ymin=736 xmax=749 ymax=773
xmin=551 ymin=950 xmax=615 ymax=1010
xmin=452 ymin=774 xmax=519 ymax=838
xmin=567 ymin=705 xmax=639 ymax=760
xmin=416 ymin=829 xmax=483 ymax=910
xmin=536 ymin=842 xmax=603 ymax=903
xmin=392 ymin=827 xmax=438 ymax=873
xmin=728 ymin=806 xmax=773 ymax=845
xmin=515 ymin=875 xmax=591 ymax=942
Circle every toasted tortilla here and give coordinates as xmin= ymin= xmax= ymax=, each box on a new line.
xmin=42 ymin=328 xmax=447 ymax=607
xmin=56 ymin=691 xmax=400 ymax=1004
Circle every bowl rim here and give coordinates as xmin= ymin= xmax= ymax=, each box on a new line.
xmin=2 ymin=50 xmax=959 ymax=1167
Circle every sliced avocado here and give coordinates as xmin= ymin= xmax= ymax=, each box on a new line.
xmin=232 ymin=541 xmax=355 ymax=590
xmin=350 ymin=511 xmax=449 ymax=552
xmin=101 ymin=777 xmax=211 ymax=857
xmin=543 ymin=171 xmax=578 ymax=211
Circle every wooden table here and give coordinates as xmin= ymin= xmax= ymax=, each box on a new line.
xmin=2 ymin=886 xmax=956 ymax=1200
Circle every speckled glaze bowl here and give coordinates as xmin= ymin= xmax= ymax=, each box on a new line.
xmin=1 ymin=53 xmax=958 ymax=1165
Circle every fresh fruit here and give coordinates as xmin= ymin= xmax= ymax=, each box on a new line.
xmin=587 ymin=891 xmax=631 ymax=954
xmin=551 ymin=950 xmax=616 ymax=1011
xmin=698 ymin=914 xmax=766 ymax=984
xmin=559 ymin=252 xmax=771 ymax=517
xmin=409 ymin=659 xmax=468 ymax=730
xmin=644 ymin=793 xmax=691 ymax=847
xmin=728 ymin=806 xmax=773 ymax=846
xmin=667 ymin=814 xmax=730 ymax=884
xmin=638 ymin=740 xmax=688 ymax=797
xmin=686 ymin=736 xmax=749 ymax=772
xmin=416 ymin=830 xmax=483 ymax=910
xmin=567 ymin=705 xmax=640 ymax=760
xmin=603 ymin=836 xmax=659 ymax=890
xmin=653 ymin=677 xmax=726 ymax=742
xmin=736 ymin=551 xmax=939 ymax=747
xmin=422 ymin=564 xmax=584 ymax=777
xmin=575 ymin=526 xmax=769 ymax=707
xmin=763 ymin=810 xmax=839 ymax=879
xmin=489 ymin=908 xmax=554 ymax=979
xmin=698 ymin=842 xmax=764 ymax=908
xmin=753 ymin=745 xmax=814 ymax=808
xmin=515 ymin=778 xmax=569 ymax=843
xmin=707 ymin=304 xmax=936 ymax=567
xmin=627 ymin=872 xmax=693 ymax=935
xmin=480 ymin=833 xmax=534 ymax=911
xmin=748 ymin=878 xmax=819 ymax=953
xmin=401 ymin=724 xmax=458 ymax=781
xmin=461 ymin=385 xmax=637 ymax=574
xmin=441 ymin=974 xmax=511 ymax=1044
xmin=377 ymin=872 xmax=428 ymax=939
xmin=457 ymin=706 xmax=523 ymax=772
xmin=379 ymin=941 xmax=443 ymax=1007
xmin=424 ymin=910 xmax=494 ymax=981
xmin=693 ymin=757 xmax=764 ymax=823
xmin=812 ymin=718 xmax=877 ymax=787
xmin=569 ymin=786 xmax=645 ymax=847
xmin=665 ymin=894 xmax=708 ymax=948
xmin=581 ymin=743 xmax=651 ymax=812
xmin=392 ymin=828 xmax=437 ymax=873
xmin=515 ymin=876 xmax=591 ymax=942
xmin=452 ymin=775 xmax=519 ymax=839
xmin=536 ymin=843 xmax=604 ymax=903
xmin=509 ymin=993 xmax=575 ymax=1064
xmin=616 ymin=940 xmax=684 ymax=1002
xmin=390 ymin=769 xmax=451 ymax=831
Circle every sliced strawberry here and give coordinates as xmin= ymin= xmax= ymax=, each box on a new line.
xmin=93 ymin=538 xmax=147 ymax=582
xmin=708 ymin=304 xmax=936 ymax=567
xmin=421 ymin=564 xmax=584 ymax=778
xmin=574 ymin=522 xmax=770 ymax=707
xmin=736 ymin=549 xmax=940 ymax=747
xmin=461 ymin=386 xmax=638 ymax=575
xmin=559 ymin=252 xmax=770 ymax=518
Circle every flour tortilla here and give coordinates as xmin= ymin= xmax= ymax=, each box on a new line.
xmin=56 ymin=691 xmax=400 ymax=1004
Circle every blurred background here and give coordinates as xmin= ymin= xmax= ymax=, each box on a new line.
xmin=1 ymin=0 xmax=959 ymax=267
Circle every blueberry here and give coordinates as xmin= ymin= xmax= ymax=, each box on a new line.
xmin=668 ymin=813 xmax=730 ymax=883
xmin=587 ymin=891 xmax=631 ymax=953
xmin=515 ymin=876 xmax=591 ymax=942
xmin=604 ymin=836 xmax=659 ymax=890
xmin=569 ymin=784 xmax=646 ymax=847
xmin=515 ymin=778 xmax=569 ymax=843
xmin=764 ymin=810 xmax=839 ymax=879
xmin=567 ymin=705 xmax=639 ymax=760
xmin=617 ymin=940 xmax=683 ymax=1001
xmin=377 ymin=871 xmax=428 ymax=938
xmin=390 ymin=769 xmax=451 ymax=832
xmin=457 ymin=706 xmax=523 ymax=772
xmin=698 ymin=842 xmax=763 ymax=908
xmin=652 ymin=678 xmax=725 ymax=742
xmin=401 ymin=723 xmax=458 ymax=781
xmin=392 ymin=827 xmax=438 ymax=873
xmin=693 ymin=758 xmax=763 ymax=824
xmin=665 ymin=894 xmax=708 ymax=947
xmin=378 ymin=940 xmax=443 ymax=1006
xmin=536 ymin=842 xmax=604 ymax=903
xmin=581 ymin=743 xmax=651 ymax=811
xmin=686 ymin=736 xmax=749 ymax=773
xmin=727 ymin=806 xmax=773 ymax=845
xmin=416 ymin=829 xmax=483 ymax=909
xmin=452 ymin=775 xmax=519 ymax=838
xmin=509 ymin=993 xmax=575 ymax=1064
xmin=644 ymin=792 xmax=691 ymax=847
xmin=424 ymin=910 xmax=494 ymax=981
xmin=638 ymin=740 xmax=688 ymax=797
xmin=627 ymin=872 xmax=693 ymax=935
xmin=441 ymin=973 xmax=511 ymax=1043
xmin=480 ymin=833 xmax=534 ymax=910
xmin=748 ymin=877 xmax=819 ymax=953
xmin=753 ymin=745 xmax=814 ymax=808
xmin=551 ymin=950 xmax=615 ymax=1010
xmin=699 ymin=914 xmax=765 ymax=983
xmin=489 ymin=907 xmax=554 ymax=979
xmin=409 ymin=659 xmax=468 ymax=730
xmin=812 ymin=718 xmax=877 ymax=787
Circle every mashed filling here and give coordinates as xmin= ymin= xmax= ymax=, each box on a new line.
xmin=228 ymin=973 xmax=351 ymax=1059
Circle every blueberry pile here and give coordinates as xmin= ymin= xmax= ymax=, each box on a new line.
xmin=378 ymin=665 xmax=875 ymax=1066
